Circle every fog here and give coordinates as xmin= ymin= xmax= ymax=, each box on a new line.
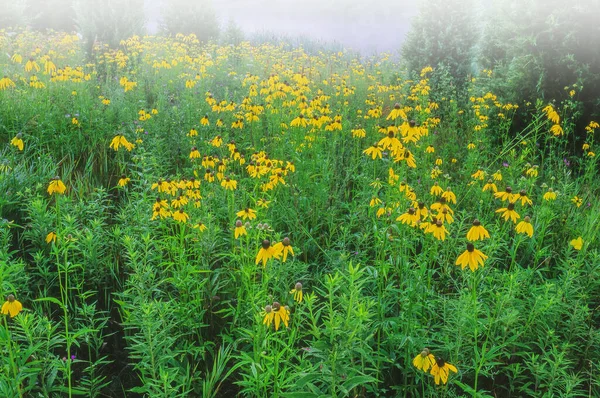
xmin=145 ymin=0 xmax=420 ymax=54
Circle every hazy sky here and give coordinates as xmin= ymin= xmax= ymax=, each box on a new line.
xmin=145 ymin=0 xmax=420 ymax=54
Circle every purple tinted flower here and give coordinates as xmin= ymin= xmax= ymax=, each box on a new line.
xmin=563 ymin=158 xmax=571 ymax=167
xmin=71 ymin=355 xmax=76 ymax=360
xmin=503 ymin=162 xmax=509 ymax=167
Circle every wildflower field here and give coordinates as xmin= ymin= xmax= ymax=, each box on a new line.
xmin=1 ymin=29 xmax=600 ymax=397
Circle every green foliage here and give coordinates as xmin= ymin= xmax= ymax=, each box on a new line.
xmin=160 ymin=0 xmax=219 ymax=42
xmin=402 ymin=0 xmax=480 ymax=89
xmin=1 ymin=28 xmax=600 ymax=397
xmin=73 ymin=0 xmax=145 ymax=50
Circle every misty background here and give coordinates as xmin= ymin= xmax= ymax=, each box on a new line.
xmin=145 ymin=0 xmax=418 ymax=54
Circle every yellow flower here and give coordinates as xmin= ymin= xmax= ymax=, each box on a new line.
xmin=363 ymin=144 xmax=383 ymax=160
xmin=430 ymin=182 xmax=444 ymax=196
xmin=290 ymin=114 xmax=309 ymax=128
xmin=273 ymin=237 xmax=294 ymax=262
xmin=236 ymin=208 xmax=257 ymax=220
xmin=571 ymin=196 xmax=583 ymax=208
xmin=570 ymin=237 xmax=583 ymax=251
xmin=482 ymin=180 xmax=498 ymax=193
xmin=413 ymin=348 xmax=436 ymax=372
xmin=1 ymin=294 xmax=23 ymax=317
xmin=200 ymin=115 xmax=210 ymax=126
xmin=430 ymin=357 xmax=458 ymax=385
xmin=118 ymin=175 xmax=130 ymax=187
xmin=221 ymin=177 xmax=237 ymax=190
xmin=352 ymin=128 xmax=366 ymax=138
xmin=467 ymin=142 xmax=476 ymax=150
xmin=496 ymin=203 xmax=520 ymax=223
xmin=172 ymin=209 xmax=189 ymax=223
xmin=234 ymin=220 xmax=247 ymax=239
xmin=494 ymin=187 xmax=515 ymax=202
xmin=263 ymin=302 xmax=290 ymax=331
xmin=543 ymin=189 xmax=557 ymax=201
xmin=550 ymin=124 xmax=563 ymax=136
xmin=386 ymin=103 xmax=406 ymax=121
xmin=516 ymin=190 xmax=532 ymax=206
xmin=0 ymin=76 xmax=16 ymax=90
xmin=47 ymin=177 xmax=67 ymax=195
xmin=193 ymin=222 xmax=207 ymax=232
xmin=515 ymin=216 xmax=534 ymax=237
xmin=430 ymin=220 xmax=448 ymax=241
xmin=257 ymin=198 xmax=271 ymax=208
xmin=441 ymin=188 xmax=456 ymax=204
xmin=256 ymin=239 xmax=277 ymax=267
xmin=466 ymin=219 xmax=490 ymax=241
xmin=110 ymin=135 xmax=135 ymax=151
xmin=290 ymin=282 xmax=303 ymax=303
xmin=45 ymin=231 xmax=57 ymax=244
xmin=10 ymin=134 xmax=24 ymax=151
xmin=189 ymin=147 xmax=201 ymax=159
xmin=396 ymin=208 xmax=419 ymax=226
xmin=456 ymin=243 xmax=488 ymax=271
xmin=426 ymin=145 xmax=435 ymax=153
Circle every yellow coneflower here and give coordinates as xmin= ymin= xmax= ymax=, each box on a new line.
xmin=189 ymin=147 xmax=201 ymax=159
xmin=1 ymin=294 xmax=23 ymax=317
xmin=210 ymin=135 xmax=223 ymax=147
xmin=236 ymin=208 xmax=257 ymax=220
xmin=290 ymin=114 xmax=308 ymax=128
xmin=494 ymin=186 xmax=515 ymax=202
xmin=200 ymin=115 xmax=210 ymax=126
xmin=47 ymin=176 xmax=67 ymax=195
xmin=430 ymin=220 xmax=448 ymax=241
xmin=543 ymin=188 xmax=557 ymax=201
xmin=172 ymin=209 xmax=189 ymax=223
xmin=118 ymin=175 xmax=130 ymax=187
xmin=466 ymin=219 xmax=490 ymax=241
xmin=10 ymin=133 xmax=24 ymax=151
xmin=234 ymin=220 xmax=247 ymax=239
xmin=0 ymin=76 xmax=16 ymax=90
xmin=221 ymin=177 xmax=237 ymax=190
xmin=263 ymin=302 xmax=290 ymax=331
xmin=441 ymin=188 xmax=456 ymax=204
xmin=482 ymin=179 xmax=498 ymax=193
xmin=416 ymin=202 xmax=428 ymax=219
xmin=110 ymin=135 xmax=135 ymax=151
xmin=426 ymin=145 xmax=435 ymax=153
xmin=363 ymin=143 xmax=383 ymax=160
xmin=517 ymin=190 xmax=532 ymax=206
xmin=430 ymin=182 xmax=444 ymax=196
xmin=193 ymin=222 xmax=207 ymax=232
xmin=397 ymin=207 xmax=419 ymax=226
xmin=496 ymin=202 xmax=520 ymax=223
xmin=515 ymin=216 xmax=534 ymax=237
xmin=386 ymin=103 xmax=406 ymax=121
xmin=152 ymin=198 xmax=171 ymax=220
xmin=571 ymin=196 xmax=583 ymax=207
xmin=256 ymin=239 xmax=277 ymax=267
xmin=273 ymin=237 xmax=294 ymax=262
xmin=430 ymin=357 xmax=458 ymax=385
xmin=45 ymin=231 xmax=57 ymax=244
xmin=456 ymin=242 xmax=488 ymax=271
xmin=290 ymin=282 xmax=303 ymax=303
xmin=413 ymin=348 xmax=435 ymax=372
xmin=257 ymin=198 xmax=271 ymax=208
